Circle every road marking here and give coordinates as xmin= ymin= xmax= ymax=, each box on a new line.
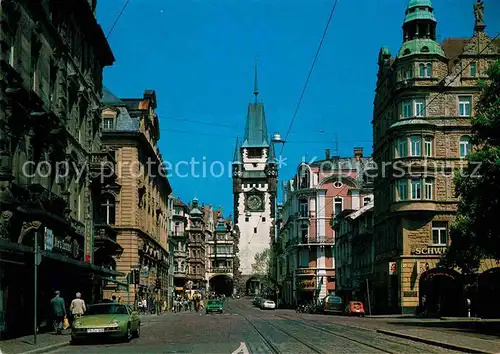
xmin=231 ymin=341 xmax=250 ymax=354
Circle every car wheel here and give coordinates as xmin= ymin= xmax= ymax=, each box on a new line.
xmin=70 ymin=337 xmax=80 ymax=345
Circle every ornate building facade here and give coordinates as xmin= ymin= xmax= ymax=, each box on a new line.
xmin=100 ymin=88 xmax=172 ymax=307
xmin=371 ymin=0 xmax=500 ymax=314
xmin=0 ymin=0 xmax=117 ymax=337
xmin=233 ymin=70 xmax=277 ymax=295
xmin=333 ymin=199 xmax=374 ymax=307
xmin=185 ymin=198 xmax=207 ymax=290
xmin=276 ymin=148 xmax=373 ymax=306
xmin=206 ymin=213 xmax=235 ymax=296
xmin=171 ymin=197 xmax=189 ymax=295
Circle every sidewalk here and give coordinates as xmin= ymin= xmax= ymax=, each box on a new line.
xmin=0 ymin=331 xmax=70 ymax=354
xmin=0 ymin=314 xmax=165 ymax=354
xmin=377 ymin=327 xmax=500 ymax=354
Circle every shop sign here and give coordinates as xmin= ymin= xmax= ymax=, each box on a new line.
xmin=300 ymin=280 xmax=315 ymax=290
xmin=403 ymin=291 xmax=418 ymax=297
xmin=44 ymin=228 xmax=54 ymax=252
xmin=296 ymin=268 xmax=315 ymax=276
xmin=411 ymin=247 xmax=447 ymax=255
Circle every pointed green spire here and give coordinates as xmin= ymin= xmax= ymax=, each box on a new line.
xmin=253 ymin=58 xmax=259 ymax=101
xmin=267 ymin=138 xmax=276 ymax=164
xmin=233 ymin=136 xmax=242 ymax=164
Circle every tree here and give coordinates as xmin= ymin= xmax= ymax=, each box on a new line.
xmin=251 ymin=248 xmax=271 ymax=281
xmin=443 ymin=60 xmax=500 ymax=272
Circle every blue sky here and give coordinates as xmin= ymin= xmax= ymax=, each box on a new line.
xmin=96 ymin=0 xmax=500 ymax=216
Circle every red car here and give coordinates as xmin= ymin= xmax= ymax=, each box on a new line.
xmin=344 ymin=301 xmax=365 ymax=316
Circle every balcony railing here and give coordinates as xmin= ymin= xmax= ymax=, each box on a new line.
xmin=90 ymin=152 xmax=116 ymax=181
xmin=170 ymin=232 xmax=186 ymax=238
xmin=208 ymin=267 xmax=233 ymax=274
xmin=174 ymin=250 xmax=186 ymax=257
xmin=293 ymin=235 xmax=334 ymax=246
xmin=208 ymin=252 xmax=234 ymax=258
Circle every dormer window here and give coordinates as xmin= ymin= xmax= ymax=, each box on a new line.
xmin=102 ymin=115 xmax=115 ymax=130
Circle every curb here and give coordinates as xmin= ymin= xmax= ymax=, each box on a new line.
xmin=18 ymin=342 xmax=69 ymax=354
xmin=376 ymin=329 xmax=495 ymax=354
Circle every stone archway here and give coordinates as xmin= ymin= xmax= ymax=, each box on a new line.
xmin=419 ymin=268 xmax=463 ymax=316
xmin=478 ymin=267 xmax=500 ymax=318
xmin=209 ymin=275 xmax=233 ymax=296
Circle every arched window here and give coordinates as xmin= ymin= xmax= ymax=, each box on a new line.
xmin=299 ymin=166 xmax=310 ymax=189
xmin=334 ymin=197 xmax=343 ymax=216
xmin=100 ymin=194 xmax=116 ymax=224
xmin=459 ymin=136 xmax=470 ymax=158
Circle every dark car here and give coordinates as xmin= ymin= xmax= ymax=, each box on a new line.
xmin=322 ymin=295 xmax=344 ymax=314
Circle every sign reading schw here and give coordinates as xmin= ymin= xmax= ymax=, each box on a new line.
xmin=411 ymin=247 xmax=447 ymax=255
xmin=54 ymin=237 xmax=72 ymax=253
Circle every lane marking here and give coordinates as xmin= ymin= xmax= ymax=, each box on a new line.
xmin=231 ymin=342 xmax=250 ymax=354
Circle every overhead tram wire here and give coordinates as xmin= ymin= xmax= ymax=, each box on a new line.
xmin=106 ymin=0 xmax=131 ymax=39
xmin=311 ymin=30 xmax=500 ymax=220
xmin=250 ymin=0 xmax=338 ymax=249
xmin=279 ymin=0 xmax=339 ymax=157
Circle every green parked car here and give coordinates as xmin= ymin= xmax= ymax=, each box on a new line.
xmin=205 ymin=299 xmax=224 ymax=314
xmin=71 ymin=303 xmax=141 ymax=343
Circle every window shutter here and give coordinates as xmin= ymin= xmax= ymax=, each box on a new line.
xmin=19 ymin=30 xmax=32 ymax=89
xmin=39 ymin=45 xmax=51 ymax=106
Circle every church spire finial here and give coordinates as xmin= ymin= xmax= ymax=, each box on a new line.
xmin=253 ymin=58 xmax=259 ymax=102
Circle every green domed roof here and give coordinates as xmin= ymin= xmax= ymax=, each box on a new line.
xmin=407 ymin=0 xmax=433 ymax=9
xmin=398 ymin=39 xmax=445 ymax=57
xmin=404 ymin=0 xmax=436 ymax=24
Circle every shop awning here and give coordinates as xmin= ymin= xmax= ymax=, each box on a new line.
xmin=95 ymin=275 xmax=129 ymax=288
xmin=0 ymin=239 xmax=124 ymax=277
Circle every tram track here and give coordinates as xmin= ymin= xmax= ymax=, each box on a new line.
xmin=238 ymin=311 xmax=326 ymax=353
xmin=229 ymin=301 xmax=392 ymax=353
xmin=273 ymin=313 xmax=397 ymax=353
xmin=274 ymin=313 xmax=457 ymax=354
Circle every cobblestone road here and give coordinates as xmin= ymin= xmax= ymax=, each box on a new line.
xmin=52 ymin=299 xmax=463 ymax=354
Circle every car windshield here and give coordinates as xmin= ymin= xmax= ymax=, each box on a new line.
xmin=208 ymin=300 xmax=220 ymax=305
xmin=86 ymin=304 xmax=129 ymax=316
xmin=326 ymin=296 xmax=343 ymax=303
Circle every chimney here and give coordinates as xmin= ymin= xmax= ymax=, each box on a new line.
xmin=354 ymin=147 xmax=363 ymax=158
xmin=325 ymin=148 xmax=331 ymax=160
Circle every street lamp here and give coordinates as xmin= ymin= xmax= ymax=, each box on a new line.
xmin=271 ymin=132 xmax=285 ymax=307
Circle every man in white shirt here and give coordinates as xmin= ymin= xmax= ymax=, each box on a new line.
xmin=69 ymin=292 xmax=86 ymax=323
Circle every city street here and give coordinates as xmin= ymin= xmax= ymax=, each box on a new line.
xmin=51 ymin=299 xmax=465 ymax=354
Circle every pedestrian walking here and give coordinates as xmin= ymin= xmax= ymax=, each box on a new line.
xmin=50 ymin=290 xmax=67 ymax=334
xmin=142 ymin=298 xmax=147 ymax=314
xmin=69 ymin=292 xmax=86 ymax=324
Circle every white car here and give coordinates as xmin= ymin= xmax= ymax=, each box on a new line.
xmin=261 ymin=300 xmax=276 ymax=310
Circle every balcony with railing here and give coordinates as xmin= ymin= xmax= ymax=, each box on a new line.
xmin=90 ymin=152 xmax=116 ymax=183
xmin=170 ymin=232 xmax=186 ymax=238
xmin=207 ymin=267 xmax=233 ymax=274
xmin=94 ymin=223 xmax=123 ymax=257
xmin=174 ymin=248 xmax=187 ymax=258
xmin=295 ymin=235 xmax=335 ymax=246
xmin=208 ymin=252 xmax=234 ymax=258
